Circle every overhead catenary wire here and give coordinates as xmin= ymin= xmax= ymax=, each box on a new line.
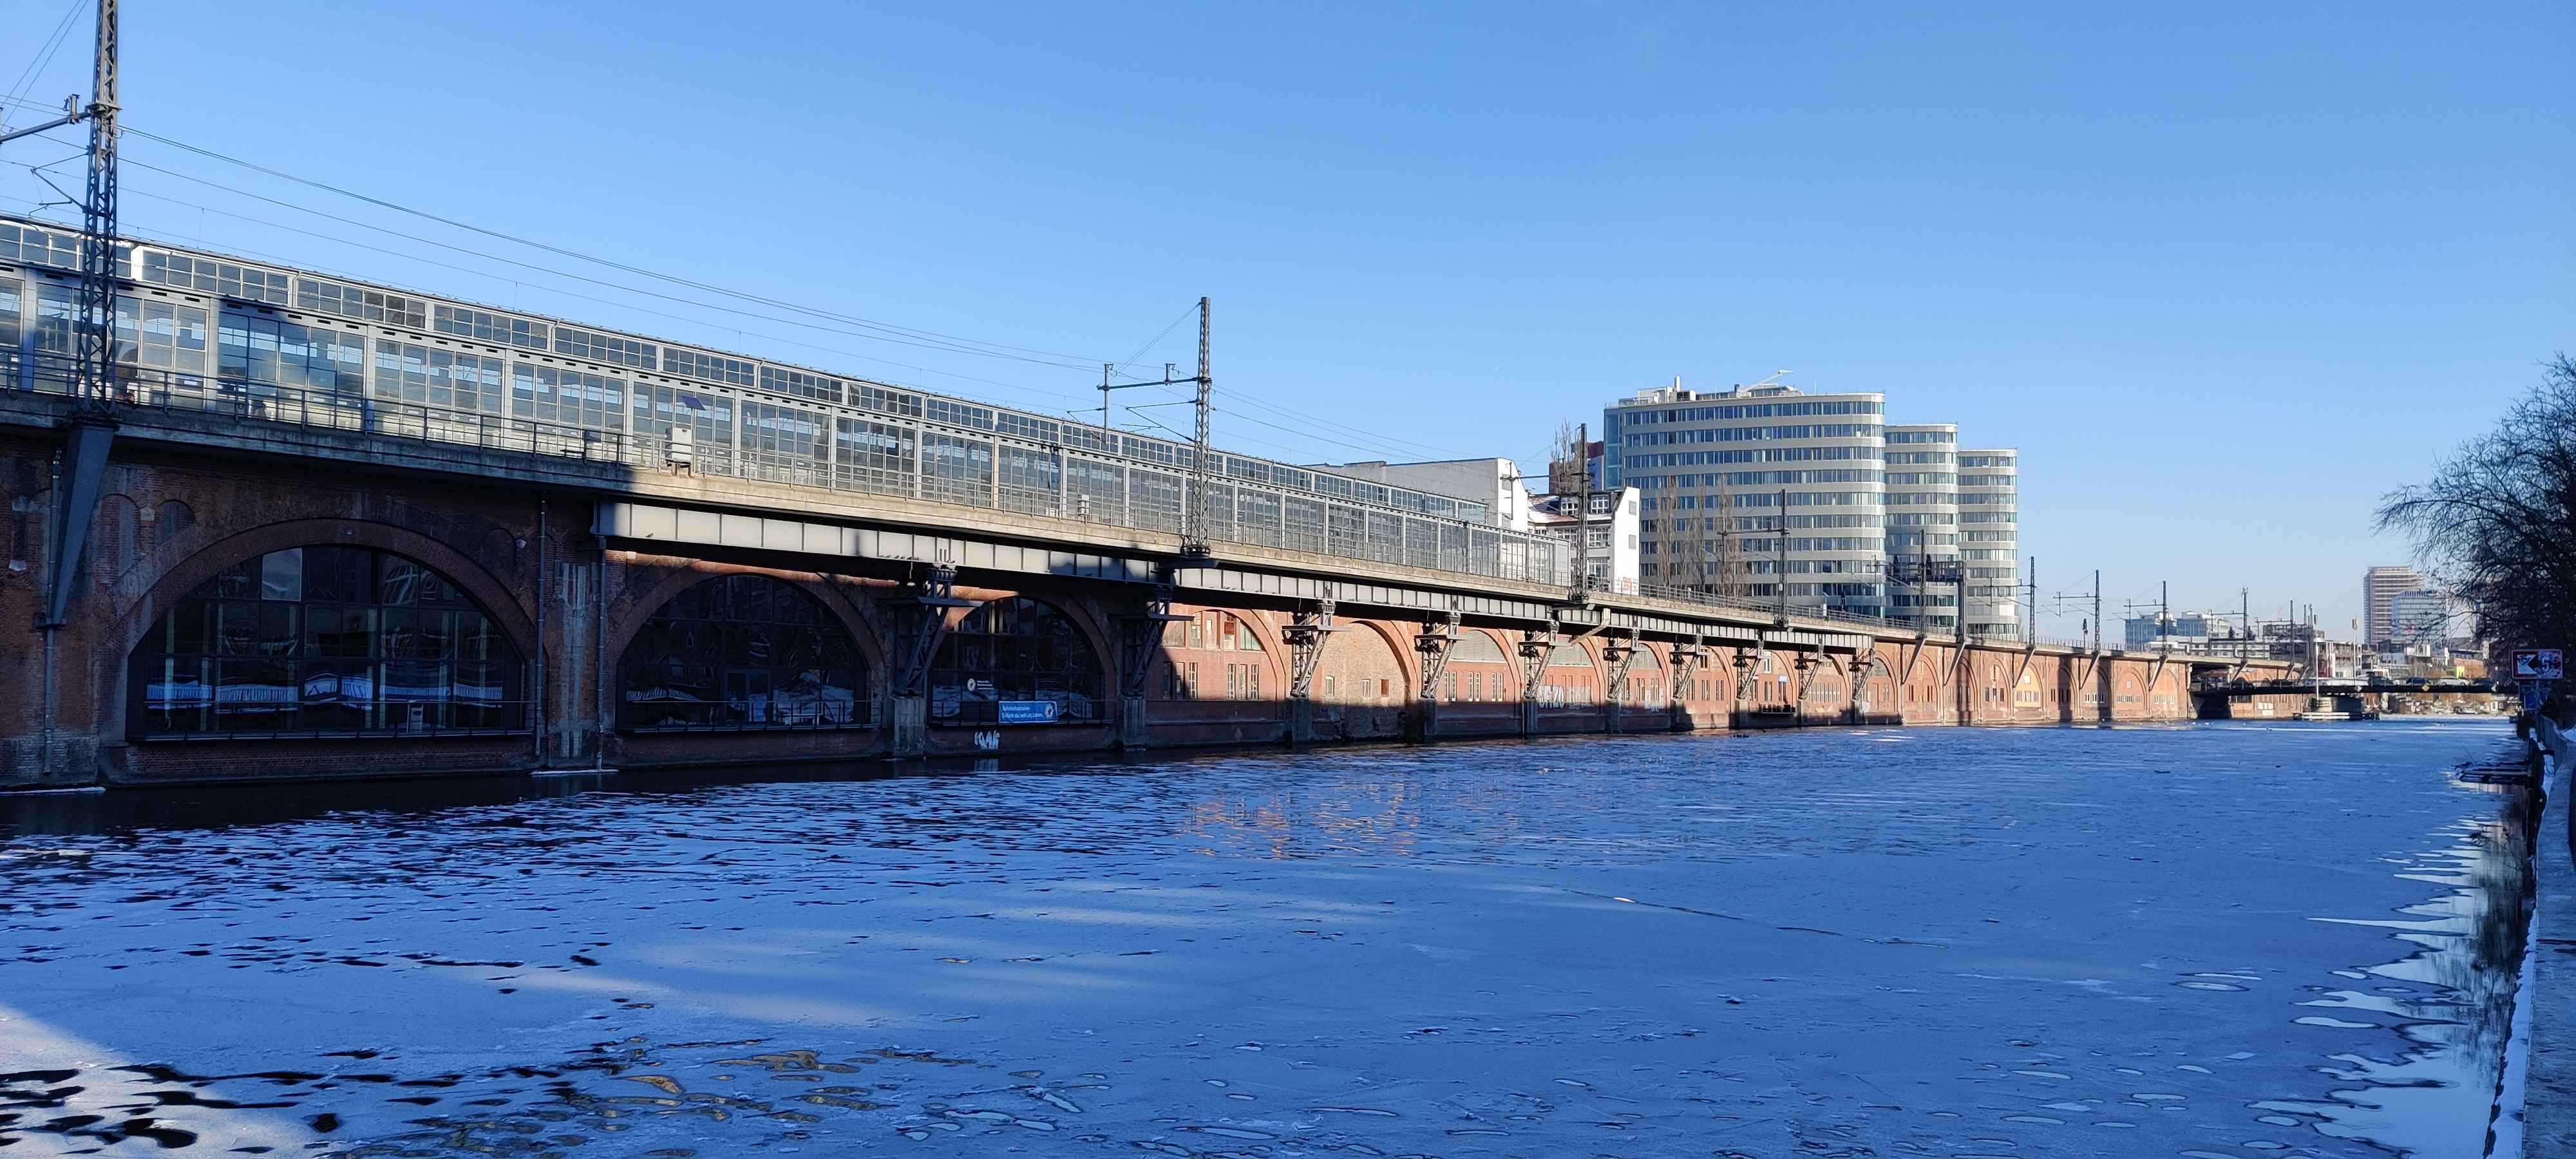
xmin=1 ymin=106 xmax=1489 ymax=467
xmin=117 ymin=124 xmax=1112 ymax=370
xmin=0 ymin=154 xmax=1110 ymax=411
xmin=0 ymin=1 xmax=84 ymax=130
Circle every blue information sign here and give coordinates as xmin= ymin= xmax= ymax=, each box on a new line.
xmin=997 ymin=700 xmax=1060 ymax=725
xmin=2523 ymin=683 xmax=2550 ymax=711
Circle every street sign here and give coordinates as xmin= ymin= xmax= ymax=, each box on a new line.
xmin=2514 ymin=648 xmax=2564 ymax=681
xmin=997 ymin=700 xmax=1060 ymax=725
xmin=2523 ymin=684 xmax=2550 ymax=711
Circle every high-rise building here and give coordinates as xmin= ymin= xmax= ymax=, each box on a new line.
xmin=2362 ymin=565 xmax=2425 ymax=646
xmin=1884 ymin=424 xmax=1960 ymax=630
xmin=1958 ymin=448 xmax=2020 ymax=638
xmin=1603 ymin=382 xmax=1888 ymax=617
xmin=2387 ymin=587 xmax=2474 ymax=647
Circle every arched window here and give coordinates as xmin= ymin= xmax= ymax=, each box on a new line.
xmin=129 ymin=546 xmax=522 ymax=737
xmin=933 ymin=598 xmax=1104 ymax=724
xmin=621 ymin=574 xmax=866 ymax=730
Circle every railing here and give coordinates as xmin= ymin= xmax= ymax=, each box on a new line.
xmin=3 ymin=351 xmax=1571 ymax=587
xmin=6 ymin=352 xmax=2170 ymax=650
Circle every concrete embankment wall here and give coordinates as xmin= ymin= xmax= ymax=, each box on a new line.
xmin=2519 ymin=719 xmax=2576 ymax=1156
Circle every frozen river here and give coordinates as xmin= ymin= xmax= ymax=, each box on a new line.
xmin=0 ymin=720 xmax=2533 ymax=1158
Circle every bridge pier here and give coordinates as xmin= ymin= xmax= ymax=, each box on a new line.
xmin=889 ymin=696 xmax=927 ymax=759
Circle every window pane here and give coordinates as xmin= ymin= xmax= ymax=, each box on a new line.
xmin=619 ymin=575 xmax=867 ymax=731
xmin=128 ymin=549 xmax=523 ymax=739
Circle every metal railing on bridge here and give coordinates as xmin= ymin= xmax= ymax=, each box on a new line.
xmin=8 ymin=351 xmax=2129 ymax=648
xmin=5 ymin=350 xmax=1580 ymax=590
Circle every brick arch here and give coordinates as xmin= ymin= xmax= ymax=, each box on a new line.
xmin=1330 ymin=617 xmax=1421 ymax=698
xmin=111 ymin=517 xmax=536 ymax=661
xmin=605 ymin=563 xmax=891 ymax=686
xmin=1437 ymin=626 xmax=1523 ymax=705
xmin=1691 ymin=646 xmax=1738 ymax=705
xmin=1312 ymin=617 xmax=1417 ymax=740
xmin=1848 ymin=652 xmax=1895 ymax=713
xmin=1152 ymin=606 xmax=1290 ymax=697
xmin=118 ymin=496 xmax=522 ymax=610
xmin=942 ymin=589 xmax=1119 ymax=685
xmin=102 ymin=518 xmax=541 ymax=741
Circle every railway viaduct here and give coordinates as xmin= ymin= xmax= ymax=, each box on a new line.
xmin=0 ymin=384 xmax=2289 ymax=791
xmin=0 ymin=216 xmax=2291 ymax=790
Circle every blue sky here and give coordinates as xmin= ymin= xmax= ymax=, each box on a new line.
xmin=3 ymin=1 xmax=2566 ymax=638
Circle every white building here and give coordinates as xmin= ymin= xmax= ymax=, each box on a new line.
xmin=1957 ymin=448 xmax=2020 ymax=638
xmin=1603 ymin=382 xmax=1888 ymax=616
xmin=1884 ymin=423 xmax=1959 ymax=630
xmin=1529 ymin=487 xmax=1641 ymax=594
xmin=1309 ymin=457 xmax=1533 ymax=531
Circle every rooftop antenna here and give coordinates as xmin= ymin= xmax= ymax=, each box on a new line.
xmin=1747 ymin=369 xmax=1793 ymax=389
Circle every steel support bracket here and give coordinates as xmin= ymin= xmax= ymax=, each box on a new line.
xmin=1114 ymin=573 xmax=1193 ymax=701
xmin=1602 ymin=628 xmax=1639 ymax=705
xmin=879 ymin=563 xmax=971 ymax=698
xmin=1517 ymin=616 xmax=1560 ymax=701
xmin=1414 ymin=607 xmax=1463 ymax=701
xmin=1283 ymin=593 xmax=1342 ymax=699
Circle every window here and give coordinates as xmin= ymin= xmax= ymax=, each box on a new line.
xmin=144 ymin=250 xmax=287 ymax=303
xmin=853 ymin=382 xmax=923 ymax=419
xmin=296 ymin=278 xmax=426 ymax=328
xmin=759 ymin=364 xmax=844 ymax=404
xmin=510 ymin=363 xmax=624 ymax=430
xmin=921 ymin=432 xmax=994 ymax=507
xmin=740 ymin=400 xmax=829 ymax=484
xmin=834 ymin=416 xmax=914 ymax=495
xmin=434 ymin=305 xmax=547 ymax=350
xmin=2 ymin=221 xmax=82 ymax=270
xmin=620 ymin=574 xmax=866 ymax=730
xmin=632 ymin=382 xmax=734 ymax=446
xmin=931 ymin=598 xmax=1104 ymax=724
xmin=0 ymin=275 xmax=19 ymax=353
xmin=221 ymin=311 xmax=366 ymax=397
xmin=370 ymin=339 xmax=502 ymax=413
xmin=130 ymin=546 xmax=523 ymax=737
xmin=115 ymin=298 xmax=210 ymax=382
xmin=661 ymin=346 xmax=755 ymax=386
xmin=553 ymin=326 xmax=656 ymax=370
xmin=927 ymin=398 xmax=996 ymax=431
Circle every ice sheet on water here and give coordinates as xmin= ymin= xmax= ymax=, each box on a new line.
xmin=0 ymin=720 xmax=2528 ymax=1157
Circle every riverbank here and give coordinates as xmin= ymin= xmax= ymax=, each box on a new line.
xmin=2521 ymin=721 xmax=2576 ymax=1156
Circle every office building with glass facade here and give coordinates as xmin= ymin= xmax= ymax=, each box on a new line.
xmin=1604 ymin=382 xmax=1889 ymax=618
